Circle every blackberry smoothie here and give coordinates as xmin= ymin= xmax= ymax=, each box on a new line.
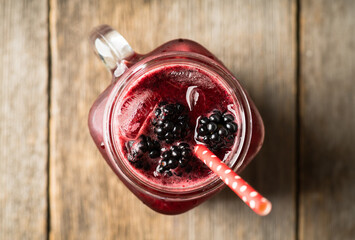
xmin=112 ymin=65 xmax=241 ymax=189
xmin=88 ymin=25 xmax=264 ymax=214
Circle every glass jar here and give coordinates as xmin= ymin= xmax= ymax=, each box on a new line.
xmin=88 ymin=25 xmax=264 ymax=214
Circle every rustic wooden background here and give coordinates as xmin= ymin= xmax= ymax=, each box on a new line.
xmin=1 ymin=0 xmax=354 ymax=239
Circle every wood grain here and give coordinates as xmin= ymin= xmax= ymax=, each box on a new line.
xmin=299 ymin=0 xmax=355 ymax=239
xmin=0 ymin=0 xmax=48 ymax=239
xmin=50 ymin=0 xmax=296 ymax=239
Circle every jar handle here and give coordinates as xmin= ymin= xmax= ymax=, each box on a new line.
xmin=89 ymin=25 xmax=135 ymax=78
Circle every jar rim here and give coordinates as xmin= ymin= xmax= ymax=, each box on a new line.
xmin=102 ymin=52 xmax=252 ymax=200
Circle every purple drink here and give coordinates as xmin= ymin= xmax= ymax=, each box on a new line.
xmin=88 ymin=25 xmax=264 ymax=214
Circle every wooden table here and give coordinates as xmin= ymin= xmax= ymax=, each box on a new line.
xmin=1 ymin=0 xmax=354 ymax=239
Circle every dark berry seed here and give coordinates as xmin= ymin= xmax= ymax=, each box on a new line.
xmin=163 ymin=122 xmax=174 ymax=131
xmin=146 ymin=138 xmax=154 ymax=149
xmin=183 ymin=122 xmax=189 ymax=130
xmin=198 ymin=126 xmax=208 ymax=136
xmin=178 ymin=114 xmax=188 ymax=121
xmin=181 ymin=149 xmax=192 ymax=158
xmin=168 ymin=103 xmax=176 ymax=109
xmin=223 ymin=114 xmax=234 ymax=122
xmin=165 ymin=132 xmax=174 ymax=139
xmin=152 ymin=140 xmax=160 ymax=150
xmin=164 ymin=104 xmax=175 ymax=114
xmin=226 ymin=135 xmax=235 ymax=142
xmin=172 ymin=125 xmax=182 ymax=134
xmin=209 ymin=114 xmax=221 ymax=123
xmin=176 ymin=103 xmax=184 ymax=112
xmin=173 ymin=126 xmax=182 ymax=135
xmin=217 ymin=142 xmax=224 ymax=148
xmin=210 ymin=133 xmax=221 ymax=142
xmin=207 ymin=122 xmax=218 ymax=133
xmin=162 ymin=150 xmax=171 ymax=159
xmin=166 ymin=139 xmax=174 ymax=144
xmin=155 ymin=108 xmax=161 ymax=116
xmin=155 ymin=127 xmax=164 ymax=135
xmin=170 ymin=146 xmax=179 ymax=152
xmin=225 ymin=122 xmax=238 ymax=133
xmin=199 ymin=117 xmax=209 ymax=125
xmin=213 ymin=109 xmax=222 ymax=116
xmin=149 ymin=150 xmax=160 ymax=158
xmin=218 ymin=127 xmax=228 ymax=136
xmin=203 ymin=136 xmax=209 ymax=142
xmin=210 ymin=146 xmax=218 ymax=151
xmin=178 ymin=143 xmax=190 ymax=149
xmin=171 ymin=150 xmax=181 ymax=158
xmin=178 ymin=121 xmax=185 ymax=127
xmin=168 ymin=159 xmax=178 ymax=169
xmin=156 ymin=120 xmax=164 ymax=126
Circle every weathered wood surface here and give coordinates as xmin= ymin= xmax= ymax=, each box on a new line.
xmin=1 ymin=0 xmax=354 ymax=239
xmin=0 ymin=0 xmax=48 ymax=239
xmin=50 ymin=0 xmax=295 ymax=239
xmin=299 ymin=0 xmax=355 ymax=240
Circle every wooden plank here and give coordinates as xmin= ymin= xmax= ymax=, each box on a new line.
xmin=0 ymin=0 xmax=48 ymax=239
xmin=299 ymin=0 xmax=355 ymax=239
xmin=50 ymin=0 xmax=296 ymax=239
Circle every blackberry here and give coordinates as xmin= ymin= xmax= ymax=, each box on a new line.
xmin=127 ymin=135 xmax=161 ymax=168
xmin=152 ymin=102 xmax=189 ymax=143
xmin=157 ymin=142 xmax=193 ymax=174
xmin=196 ymin=110 xmax=238 ymax=151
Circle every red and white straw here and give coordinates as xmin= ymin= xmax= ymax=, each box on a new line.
xmin=194 ymin=145 xmax=272 ymax=216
